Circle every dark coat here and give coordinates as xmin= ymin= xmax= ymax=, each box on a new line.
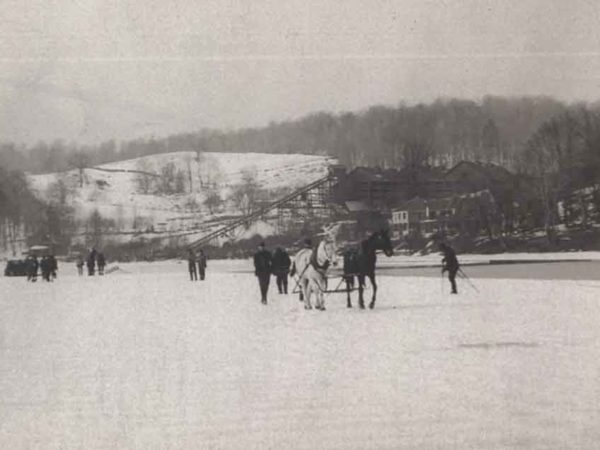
xmin=441 ymin=246 xmax=459 ymax=271
xmin=27 ymin=257 xmax=38 ymax=275
xmin=197 ymin=254 xmax=207 ymax=269
xmin=253 ymin=249 xmax=272 ymax=275
xmin=271 ymin=249 xmax=291 ymax=274
xmin=40 ymin=256 xmax=50 ymax=273
xmin=187 ymin=252 xmax=196 ymax=269
xmin=97 ymin=253 xmax=105 ymax=267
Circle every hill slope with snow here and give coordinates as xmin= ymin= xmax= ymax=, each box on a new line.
xmin=28 ymin=151 xmax=337 ymax=245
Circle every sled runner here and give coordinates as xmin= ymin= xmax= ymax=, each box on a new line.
xmin=291 ymin=272 xmax=367 ymax=295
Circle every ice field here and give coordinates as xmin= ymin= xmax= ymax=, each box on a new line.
xmin=1 ymin=260 xmax=600 ymax=449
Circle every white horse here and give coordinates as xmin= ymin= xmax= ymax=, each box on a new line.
xmin=291 ymin=239 xmax=337 ymax=311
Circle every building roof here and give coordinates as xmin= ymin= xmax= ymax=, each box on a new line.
xmin=392 ymin=195 xmax=455 ymax=212
xmin=397 ymin=165 xmax=446 ymax=183
xmin=445 ymin=161 xmax=514 ymax=184
xmin=347 ymin=167 xmax=398 ymax=183
xmin=344 ymin=200 xmax=372 ymax=212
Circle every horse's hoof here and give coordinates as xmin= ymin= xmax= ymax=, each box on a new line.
xmin=369 ymin=303 xmax=375 ymax=309
xmin=347 ymin=304 xmax=352 ymax=308
xmin=320 ymin=307 xmax=326 ymax=311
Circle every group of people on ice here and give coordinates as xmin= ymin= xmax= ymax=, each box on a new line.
xmin=76 ymin=248 xmax=107 ymax=276
xmin=187 ymin=249 xmax=208 ymax=281
xmin=253 ymin=243 xmax=292 ymax=304
xmin=181 ymin=231 xmax=461 ymax=308
xmin=250 ymin=235 xmax=461 ymax=307
xmin=25 ymin=254 xmax=58 ymax=282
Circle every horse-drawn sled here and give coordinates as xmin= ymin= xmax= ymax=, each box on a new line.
xmin=290 ymin=229 xmax=394 ymax=310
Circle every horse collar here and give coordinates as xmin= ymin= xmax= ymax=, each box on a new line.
xmin=310 ymin=245 xmax=330 ymax=273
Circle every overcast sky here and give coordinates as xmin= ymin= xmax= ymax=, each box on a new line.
xmin=2 ymin=0 xmax=600 ymax=145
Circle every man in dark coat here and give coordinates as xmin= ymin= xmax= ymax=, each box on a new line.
xmin=253 ymin=241 xmax=272 ymax=304
xmin=272 ymin=246 xmax=291 ymax=294
xmin=97 ymin=252 xmax=106 ymax=275
xmin=440 ymin=242 xmax=460 ymax=294
xmin=40 ymin=255 xmax=51 ymax=282
xmin=197 ymin=249 xmax=207 ymax=281
xmin=187 ymin=249 xmax=198 ymax=281
xmin=27 ymin=255 xmax=38 ymax=282
xmin=87 ymin=248 xmax=97 ymax=276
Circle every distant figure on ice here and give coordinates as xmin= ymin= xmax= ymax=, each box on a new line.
xmin=97 ymin=252 xmax=106 ymax=275
xmin=76 ymin=255 xmax=84 ymax=276
xmin=40 ymin=255 xmax=51 ymax=282
xmin=87 ymin=248 xmax=97 ymax=276
xmin=187 ymin=249 xmax=198 ymax=281
xmin=26 ymin=255 xmax=38 ymax=282
xmin=440 ymin=242 xmax=459 ymax=294
xmin=49 ymin=254 xmax=58 ymax=279
xmin=253 ymin=241 xmax=272 ymax=305
xmin=272 ymin=246 xmax=291 ymax=294
xmin=197 ymin=249 xmax=207 ymax=281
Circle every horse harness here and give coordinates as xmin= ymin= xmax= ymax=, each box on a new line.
xmin=309 ymin=244 xmax=330 ymax=276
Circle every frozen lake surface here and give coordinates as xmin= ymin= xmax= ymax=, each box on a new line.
xmin=1 ymin=260 xmax=600 ymax=449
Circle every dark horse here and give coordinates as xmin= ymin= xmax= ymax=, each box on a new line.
xmin=343 ymin=229 xmax=394 ymax=309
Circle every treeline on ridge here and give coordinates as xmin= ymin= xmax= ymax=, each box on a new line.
xmin=0 ymin=96 xmax=587 ymax=174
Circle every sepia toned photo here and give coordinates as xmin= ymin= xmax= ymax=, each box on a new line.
xmin=1 ymin=1 xmax=600 ymax=448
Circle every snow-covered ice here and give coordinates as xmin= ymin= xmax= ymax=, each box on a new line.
xmin=1 ymin=261 xmax=600 ymax=449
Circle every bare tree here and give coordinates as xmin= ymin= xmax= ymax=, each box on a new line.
xmin=68 ymin=151 xmax=90 ymax=187
xmin=47 ymin=173 xmax=74 ymax=206
xmin=186 ymin=154 xmax=194 ymax=192
xmin=175 ymin=169 xmax=186 ymax=194
xmin=135 ymin=159 xmax=155 ymax=194
xmin=230 ymin=168 xmax=261 ymax=216
xmin=87 ymin=209 xmax=115 ymax=247
xmin=524 ymin=120 xmax=563 ymax=242
xmin=204 ymin=186 xmax=223 ymax=214
xmin=157 ymin=162 xmax=177 ymax=194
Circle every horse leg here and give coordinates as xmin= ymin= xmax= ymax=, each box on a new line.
xmin=314 ymin=288 xmax=322 ymax=310
xmin=299 ymin=279 xmax=305 ymax=302
xmin=345 ymin=277 xmax=353 ymax=308
xmin=358 ymin=274 xmax=365 ymax=309
xmin=304 ymin=282 xmax=313 ymax=310
xmin=368 ymin=273 xmax=377 ymax=309
xmin=299 ymin=278 xmax=308 ymax=302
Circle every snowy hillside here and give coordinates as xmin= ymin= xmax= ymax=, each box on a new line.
xmin=28 ymin=151 xmax=336 ymax=245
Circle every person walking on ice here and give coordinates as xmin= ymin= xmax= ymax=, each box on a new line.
xmin=197 ymin=249 xmax=207 ymax=281
xmin=97 ymin=252 xmax=106 ymax=275
xmin=253 ymin=241 xmax=272 ymax=305
xmin=87 ymin=248 xmax=97 ymax=276
xmin=187 ymin=249 xmax=198 ymax=281
xmin=272 ymin=246 xmax=291 ymax=294
xmin=439 ymin=242 xmax=459 ymax=294
xmin=76 ymin=254 xmax=84 ymax=276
